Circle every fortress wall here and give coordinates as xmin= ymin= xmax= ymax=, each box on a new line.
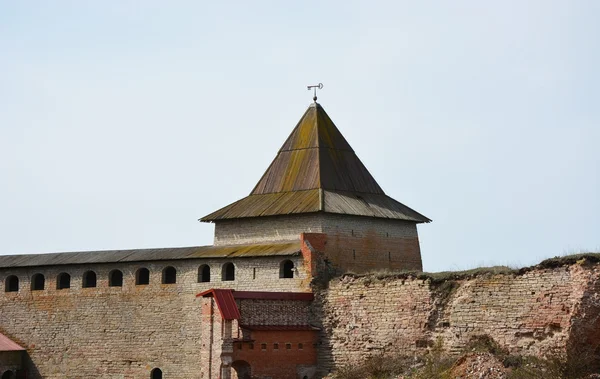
xmin=319 ymin=214 xmax=422 ymax=272
xmin=215 ymin=214 xmax=422 ymax=272
xmin=0 ymin=255 xmax=308 ymax=379
xmin=213 ymin=214 xmax=324 ymax=246
xmin=313 ymin=263 xmax=600 ymax=374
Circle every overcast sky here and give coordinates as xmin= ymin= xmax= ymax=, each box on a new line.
xmin=1 ymin=2 xmax=598 ymax=272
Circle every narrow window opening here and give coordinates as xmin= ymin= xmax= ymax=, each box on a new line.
xmin=273 ymin=343 xmax=279 ymax=350
xmin=260 ymin=343 xmax=266 ymax=351
xmin=5 ymin=275 xmax=18 ymax=292
xmin=136 ymin=268 xmax=150 ymax=285
xmin=353 ymin=249 xmax=356 ymax=260
xmin=162 ymin=266 xmax=176 ymax=284
xmin=82 ymin=271 xmax=97 ymax=288
xmin=57 ymin=273 xmax=71 ymax=290
xmin=109 ymin=270 xmax=123 ymax=287
xmin=351 ymin=229 xmax=354 ymax=236
xmin=222 ymin=263 xmax=235 ymax=281
xmin=150 ymin=368 xmax=162 ymax=379
xmin=252 ymin=267 xmax=256 ymax=280
xmin=280 ymin=260 xmax=294 ymax=279
xmin=388 ymin=252 xmax=391 ymax=262
xmin=31 ymin=273 xmax=45 ymax=291
xmin=298 ymin=343 xmax=304 ymax=350
xmin=286 ymin=343 xmax=292 ymax=350
xmin=198 ymin=265 xmax=210 ymax=283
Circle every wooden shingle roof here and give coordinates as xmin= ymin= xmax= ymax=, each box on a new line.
xmin=202 ymin=103 xmax=430 ymax=223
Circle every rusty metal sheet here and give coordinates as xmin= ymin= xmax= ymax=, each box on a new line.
xmin=201 ymin=190 xmax=321 ymax=221
xmin=202 ymin=103 xmax=430 ymax=223
xmin=0 ymin=242 xmax=301 ymax=269
xmin=251 ymin=103 xmax=383 ymax=195
xmin=323 ymin=191 xmax=431 ymax=222
xmin=0 ymin=333 xmax=25 ymax=351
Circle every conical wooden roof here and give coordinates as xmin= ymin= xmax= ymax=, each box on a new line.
xmin=201 ymin=103 xmax=430 ymax=223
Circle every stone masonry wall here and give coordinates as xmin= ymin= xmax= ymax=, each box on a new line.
xmin=215 ymin=214 xmax=422 ymax=272
xmin=239 ymin=299 xmax=311 ymax=326
xmin=0 ymin=255 xmax=308 ymax=379
xmin=313 ymin=263 xmax=600 ymax=375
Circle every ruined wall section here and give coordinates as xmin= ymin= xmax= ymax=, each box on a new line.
xmin=0 ymin=255 xmax=308 ymax=379
xmin=313 ymin=264 xmax=600 ymax=374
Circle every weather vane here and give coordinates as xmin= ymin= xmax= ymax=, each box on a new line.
xmin=307 ymin=83 xmax=323 ymax=102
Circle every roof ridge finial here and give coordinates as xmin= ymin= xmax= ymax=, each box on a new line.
xmin=307 ymin=83 xmax=323 ymax=103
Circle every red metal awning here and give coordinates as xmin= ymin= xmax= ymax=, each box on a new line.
xmin=0 ymin=333 xmax=25 ymax=352
xmin=197 ymin=289 xmax=241 ymax=320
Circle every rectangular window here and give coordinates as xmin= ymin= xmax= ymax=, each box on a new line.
xmin=261 ymin=343 xmax=267 ymax=351
xmin=298 ymin=343 xmax=303 ymax=350
xmin=273 ymin=343 xmax=279 ymax=350
xmin=253 ymin=267 xmax=256 ymax=280
xmin=286 ymin=343 xmax=292 ymax=350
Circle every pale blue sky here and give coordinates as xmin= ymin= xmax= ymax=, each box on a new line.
xmin=1 ymin=2 xmax=598 ymax=272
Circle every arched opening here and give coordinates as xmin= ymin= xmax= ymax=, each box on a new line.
xmin=232 ymin=360 xmax=251 ymax=379
xmin=150 ymin=368 xmax=162 ymax=379
xmin=2 ymin=370 xmax=15 ymax=379
xmin=198 ymin=265 xmax=210 ymax=283
xmin=222 ymin=263 xmax=235 ymax=281
xmin=280 ymin=260 xmax=294 ymax=279
xmin=109 ymin=270 xmax=123 ymax=287
xmin=82 ymin=271 xmax=97 ymax=288
xmin=5 ymin=275 xmax=18 ymax=292
xmin=162 ymin=266 xmax=176 ymax=284
xmin=31 ymin=273 xmax=45 ymax=291
xmin=57 ymin=273 xmax=70 ymax=290
xmin=136 ymin=268 xmax=150 ymax=285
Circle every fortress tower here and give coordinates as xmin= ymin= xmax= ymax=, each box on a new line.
xmin=202 ymin=101 xmax=430 ymax=272
xmin=0 ymin=99 xmax=430 ymax=379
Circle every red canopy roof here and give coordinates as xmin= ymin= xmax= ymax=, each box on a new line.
xmin=0 ymin=332 xmax=25 ymax=352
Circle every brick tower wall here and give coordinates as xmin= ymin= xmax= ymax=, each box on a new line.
xmin=214 ymin=214 xmax=423 ymax=273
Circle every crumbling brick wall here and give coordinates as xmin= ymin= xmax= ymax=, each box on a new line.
xmin=312 ymin=263 xmax=600 ymax=375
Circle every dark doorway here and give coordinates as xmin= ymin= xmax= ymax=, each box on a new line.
xmin=232 ymin=360 xmax=251 ymax=379
xmin=280 ymin=260 xmax=294 ymax=278
xmin=150 ymin=368 xmax=162 ymax=379
xmin=198 ymin=265 xmax=211 ymax=282
xmin=222 ymin=263 xmax=235 ymax=281
xmin=2 ymin=370 xmax=15 ymax=379
xmin=136 ymin=268 xmax=150 ymax=285
xmin=162 ymin=266 xmax=176 ymax=284
xmin=82 ymin=271 xmax=97 ymax=288
xmin=31 ymin=273 xmax=45 ymax=291
xmin=5 ymin=276 xmax=18 ymax=292
xmin=57 ymin=273 xmax=70 ymax=290
xmin=109 ymin=270 xmax=123 ymax=287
